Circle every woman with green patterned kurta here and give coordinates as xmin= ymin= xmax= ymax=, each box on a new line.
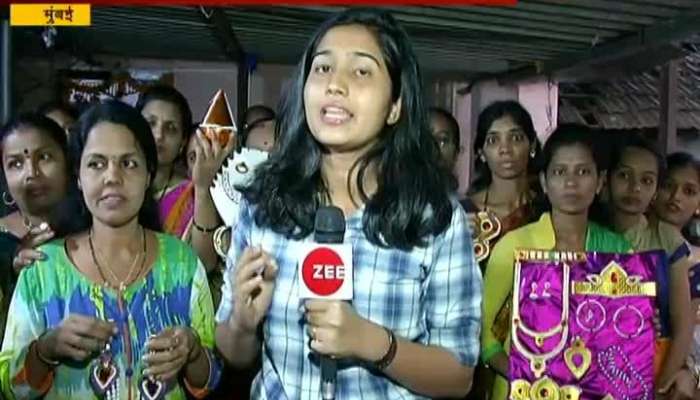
xmin=1 ymin=101 xmax=221 ymax=400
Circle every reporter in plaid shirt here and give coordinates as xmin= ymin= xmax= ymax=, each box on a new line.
xmin=216 ymin=8 xmax=483 ymax=399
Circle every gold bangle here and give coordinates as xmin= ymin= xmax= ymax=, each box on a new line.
xmin=373 ymin=327 xmax=397 ymax=370
xmin=34 ymin=337 xmax=59 ymax=367
xmin=212 ymin=226 xmax=230 ymax=258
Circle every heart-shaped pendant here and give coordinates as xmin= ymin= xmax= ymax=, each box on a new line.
xmin=139 ymin=377 xmax=166 ymax=400
xmin=564 ymin=337 xmax=591 ymax=380
xmin=90 ymin=343 xmax=119 ymax=398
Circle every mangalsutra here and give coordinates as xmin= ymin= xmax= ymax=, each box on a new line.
xmin=511 ymin=261 xmax=570 ymax=378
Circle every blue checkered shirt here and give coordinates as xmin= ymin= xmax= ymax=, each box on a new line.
xmin=216 ymin=200 xmax=482 ymax=399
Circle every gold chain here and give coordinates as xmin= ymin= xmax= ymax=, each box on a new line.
xmin=511 ymin=259 xmax=570 ymax=378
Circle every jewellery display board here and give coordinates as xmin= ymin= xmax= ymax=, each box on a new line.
xmin=509 ymin=249 xmax=662 ymax=400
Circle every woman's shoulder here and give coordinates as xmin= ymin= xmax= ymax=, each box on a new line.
xmin=15 ymin=239 xmax=70 ymax=297
xmin=494 ymin=213 xmax=554 ymax=251
xmin=490 ymin=221 xmax=535 ymax=255
xmin=152 ymin=231 xmax=205 ymax=280
xmin=35 ymin=237 xmax=67 ymax=252
xmin=655 ymin=219 xmax=686 ymax=247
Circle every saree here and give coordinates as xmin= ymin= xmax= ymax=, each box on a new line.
xmin=158 ymin=180 xmax=195 ymax=240
xmin=461 ymin=198 xmax=536 ymax=400
xmin=461 ymin=198 xmax=535 ymax=342
xmin=509 ymin=250 xmax=660 ymax=400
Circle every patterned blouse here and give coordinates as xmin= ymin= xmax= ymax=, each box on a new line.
xmin=0 ymin=233 xmax=221 ymax=399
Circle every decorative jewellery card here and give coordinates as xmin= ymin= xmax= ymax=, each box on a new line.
xmin=509 ymin=249 xmax=662 ymax=400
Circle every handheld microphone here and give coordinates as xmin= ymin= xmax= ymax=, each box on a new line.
xmin=299 ymin=206 xmax=350 ymax=400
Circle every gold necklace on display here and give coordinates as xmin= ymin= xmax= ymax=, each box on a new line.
xmin=511 ymin=259 xmax=570 ymax=378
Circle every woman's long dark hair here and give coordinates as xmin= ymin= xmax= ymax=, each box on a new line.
xmin=55 ymin=100 xmax=161 ymax=236
xmin=244 ymin=8 xmax=455 ymax=250
xmin=535 ymin=123 xmax=611 ymax=225
xmin=470 ymin=100 xmax=541 ymax=193
xmin=665 ymin=152 xmax=700 ymax=245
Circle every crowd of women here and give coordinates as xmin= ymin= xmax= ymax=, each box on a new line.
xmin=0 ymin=6 xmax=698 ymax=400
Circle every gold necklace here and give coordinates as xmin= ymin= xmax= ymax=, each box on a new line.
xmin=511 ymin=258 xmax=570 ymax=378
xmin=89 ymin=228 xmax=145 ymax=291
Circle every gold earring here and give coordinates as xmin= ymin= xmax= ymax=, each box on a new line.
xmin=389 ymin=109 xmax=399 ymax=124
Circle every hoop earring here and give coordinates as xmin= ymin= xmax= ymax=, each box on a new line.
xmin=575 ymin=299 xmax=606 ymax=333
xmin=612 ymin=305 xmax=644 ymax=339
xmin=2 ymin=192 xmax=15 ymax=206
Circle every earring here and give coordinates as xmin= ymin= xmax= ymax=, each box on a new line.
xmin=89 ymin=342 xmax=119 ymax=399
xmin=541 ymin=282 xmax=552 ymax=299
xmin=529 ymin=149 xmax=536 ymax=158
xmin=529 ymin=282 xmax=539 ymax=300
xmin=479 ymin=153 xmax=486 ymax=163
xmin=2 ymin=192 xmax=14 ymax=206
xmin=139 ymin=376 xmax=165 ymax=400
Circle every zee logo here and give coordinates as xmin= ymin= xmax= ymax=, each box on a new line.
xmin=299 ymin=245 xmax=353 ymax=299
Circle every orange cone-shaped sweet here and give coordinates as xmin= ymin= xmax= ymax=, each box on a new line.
xmin=200 ymin=89 xmax=236 ymax=146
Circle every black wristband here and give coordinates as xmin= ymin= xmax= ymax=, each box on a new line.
xmin=192 ymin=219 xmax=218 ymax=233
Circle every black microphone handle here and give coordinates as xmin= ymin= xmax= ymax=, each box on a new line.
xmin=320 ymin=355 xmax=337 ymax=400
xmin=314 ymin=205 xmax=345 ymax=400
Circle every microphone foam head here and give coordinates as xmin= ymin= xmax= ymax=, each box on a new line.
xmin=314 ymin=206 xmax=345 ymax=243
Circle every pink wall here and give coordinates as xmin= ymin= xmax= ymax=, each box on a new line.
xmin=518 ymin=78 xmax=558 ymax=143
xmin=248 ymin=63 xmax=295 ymax=110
